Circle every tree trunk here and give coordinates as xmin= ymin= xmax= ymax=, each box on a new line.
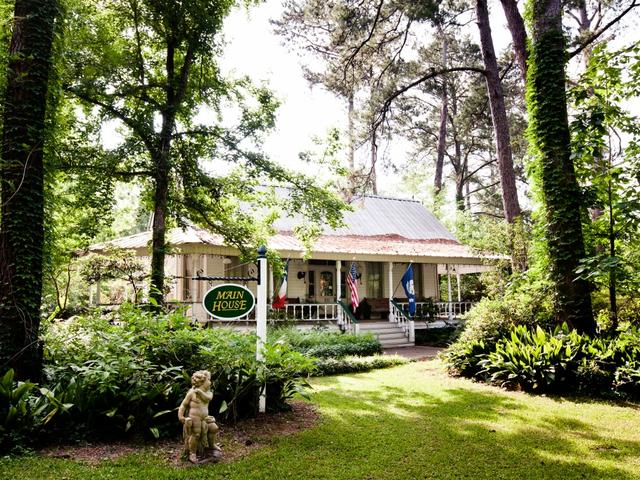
xmin=608 ymin=175 xmax=618 ymax=329
xmin=149 ymin=150 xmax=169 ymax=306
xmin=526 ymin=0 xmax=595 ymax=334
xmin=435 ymin=34 xmax=448 ymax=197
xmin=0 ymin=0 xmax=58 ymax=381
xmin=499 ymin=0 xmax=528 ymax=81
xmin=347 ymin=91 xmax=355 ymax=172
xmin=476 ymin=0 xmax=526 ymax=270
xmin=369 ymin=128 xmax=378 ymax=195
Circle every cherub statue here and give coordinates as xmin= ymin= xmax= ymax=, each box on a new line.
xmin=178 ymin=370 xmax=221 ymax=463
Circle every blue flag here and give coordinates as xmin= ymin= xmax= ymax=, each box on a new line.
xmin=401 ymin=264 xmax=416 ymax=316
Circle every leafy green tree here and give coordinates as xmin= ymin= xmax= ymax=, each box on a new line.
xmin=62 ymin=0 xmax=346 ymax=305
xmin=525 ymin=0 xmax=596 ymax=334
xmin=0 ymin=0 xmax=60 ymax=380
xmin=572 ymin=44 xmax=640 ymax=329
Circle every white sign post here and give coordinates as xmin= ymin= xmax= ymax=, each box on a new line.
xmin=256 ymin=246 xmax=268 ymax=413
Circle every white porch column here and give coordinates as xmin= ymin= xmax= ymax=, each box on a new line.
xmin=336 ymin=260 xmax=342 ymax=302
xmin=456 ymin=268 xmax=462 ymax=302
xmin=446 ymin=264 xmax=453 ymax=321
xmin=387 ymin=262 xmax=394 ymax=322
xmin=176 ymin=255 xmax=184 ymax=301
xmin=203 ymin=253 xmax=210 ymax=277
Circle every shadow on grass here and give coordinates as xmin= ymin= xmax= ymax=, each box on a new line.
xmin=303 ymin=371 xmax=640 ymax=479
xmin=2 ymin=365 xmax=639 ymax=480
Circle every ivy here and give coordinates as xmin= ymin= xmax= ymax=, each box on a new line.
xmin=525 ymin=0 xmax=595 ymax=334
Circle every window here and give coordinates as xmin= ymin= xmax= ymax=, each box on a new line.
xmin=320 ymin=271 xmax=333 ymax=296
xmin=307 ymin=270 xmax=315 ymax=299
xmin=366 ymin=262 xmax=383 ymax=298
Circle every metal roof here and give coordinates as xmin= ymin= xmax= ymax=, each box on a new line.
xmin=273 ymin=195 xmax=458 ymax=241
xmin=89 ymin=195 xmax=478 ymax=260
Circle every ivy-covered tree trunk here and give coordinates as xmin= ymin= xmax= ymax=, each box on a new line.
xmin=476 ymin=0 xmax=527 ymax=270
xmin=0 ymin=0 xmax=58 ymax=380
xmin=526 ymin=0 xmax=596 ymax=334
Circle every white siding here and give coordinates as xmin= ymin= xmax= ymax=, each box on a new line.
xmin=422 ymin=264 xmax=438 ymax=299
xmin=286 ymin=260 xmax=307 ymax=301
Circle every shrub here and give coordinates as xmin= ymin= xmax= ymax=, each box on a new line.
xmin=41 ymin=306 xmax=317 ymax=440
xmin=448 ymin=322 xmax=640 ymax=399
xmin=475 ymin=326 xmax=584 ymax=391
xmin=444 ymin=280 xmax=555 ymax=376
xmin=314 ymin=355 xmax=408 ymax=376
xmin=0 ymin=370 xmax=68 ymax=454
xmin=415 ymin=327 xmax=460 ymax=347
xmin=270 ymin=327 xmax=382 ymax=358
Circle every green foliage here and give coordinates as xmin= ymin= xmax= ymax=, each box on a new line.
xmin=0 ymin=370 xmax=37 ymax=453
xmin=57 ymin=0 xmax=349 ymax=303
xmin=78 ymin=248 xmax=147 ymax=303
xmin=41 ymin=306 xmax=316 ymax=439
xmin=446 ymin=322 xmax=640 ymax=399
xmin=570 ymin=44 xmax=640 ymax=324
xmin=314 ymin=355 xmax=408 ymax=376
xmin=415 ymin=327 xmax=460 ymax=347
xmin=443 ymin=277 xmax=555 ymax=376
xmin=525 ymin=0 xmax=595 ymax=333
xmin=270 ymin=327 xmax=382 ymax=358
xmin=0 ymin=369 xmax=68 ymax=454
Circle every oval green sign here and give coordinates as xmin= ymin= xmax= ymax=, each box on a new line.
xmin=203 ymin=284 xmax=256 ymax=320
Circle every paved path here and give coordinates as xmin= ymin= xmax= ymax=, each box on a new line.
xmin=382 ymin=345 xmax=442 ymax=360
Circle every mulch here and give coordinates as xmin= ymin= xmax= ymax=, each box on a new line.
xmin=39 ymin=401 xmax=320 ymax=466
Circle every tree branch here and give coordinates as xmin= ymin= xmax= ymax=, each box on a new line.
xmin=373 ymin=66 xmax=486 ymax=132
xmin=569 ymin=0 xmax=639 ymax=59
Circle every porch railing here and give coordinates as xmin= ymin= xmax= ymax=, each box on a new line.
xmin=389 ymin=299 xmax=415 ymax=343
xmin=268 ymin=303 xmax=338 ymax=321
xmin=397 ymin=301 xmax=475 ymax=323
xmin=434 ymin=301 xmax=474 ymax=319
xmin=336 ymin=300 xmax=359 ymax=334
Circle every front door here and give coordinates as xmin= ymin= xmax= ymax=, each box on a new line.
xmin=307 ymin=266 xmax=335 ymax=303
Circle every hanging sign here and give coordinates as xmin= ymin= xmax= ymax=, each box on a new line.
xmin=203 ymin=283 xmax=256 ymax=320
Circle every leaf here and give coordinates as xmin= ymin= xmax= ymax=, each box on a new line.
xmin=152 ymin=409 xmax=172 ymax=418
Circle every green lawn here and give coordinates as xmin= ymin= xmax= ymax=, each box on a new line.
xmin=2 ymin=360 xmax=640 ymax=479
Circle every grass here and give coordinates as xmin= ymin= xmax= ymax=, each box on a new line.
xmin=2 ymin=360 xmax=640 ymax=479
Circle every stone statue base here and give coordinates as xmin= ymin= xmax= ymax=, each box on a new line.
xmin=184 ymin=444 xmax=223 ymax=464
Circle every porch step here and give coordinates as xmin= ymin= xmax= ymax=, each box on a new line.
xmin=357 ymin=321 xmax=415 ymax=347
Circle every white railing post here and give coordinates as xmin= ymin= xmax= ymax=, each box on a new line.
xmin=409 ymin=320 xmax=415 ymax=343
xmin=446 ymin=264 xmax=453 ymax=322
xmin=388 ymin=262 xmax=393 ymax=322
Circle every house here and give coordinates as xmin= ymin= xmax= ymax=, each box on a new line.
xmin=88 ymin=195 xmax=494 ymax=347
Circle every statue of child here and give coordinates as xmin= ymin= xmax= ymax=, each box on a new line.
xmin=178 ymin=370 xmax=220 ymax=463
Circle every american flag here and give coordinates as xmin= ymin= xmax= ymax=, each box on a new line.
xmin=347 ymin=262 xmax=360 ymax=311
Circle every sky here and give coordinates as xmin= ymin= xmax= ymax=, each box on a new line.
xmin=220 ymin=2 xmax=348 ymax=184
xmin=218 ymin=1 xmax=515 ymax=197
